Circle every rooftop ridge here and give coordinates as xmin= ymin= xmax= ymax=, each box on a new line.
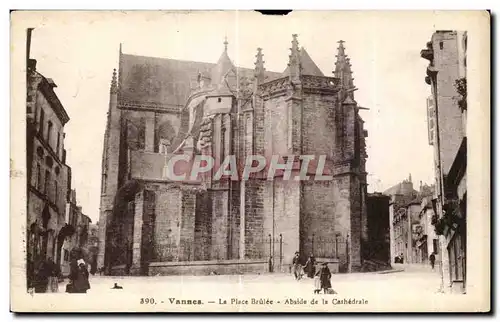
xmin=121 ymin=52 xmax=282 ymax=75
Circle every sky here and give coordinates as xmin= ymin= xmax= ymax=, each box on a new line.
xmin=27 ymin=11 xmax=438 ymax=222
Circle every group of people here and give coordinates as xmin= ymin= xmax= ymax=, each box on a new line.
xmin=292 ymin=252 xmax=334 ymax=294
xmin=28 ymin=256 xmax=91 ymax=294
xmin=29 ymin=257 xmax=60 ymax=293
xmin=393 ymin=252 xmax=437 ymax=270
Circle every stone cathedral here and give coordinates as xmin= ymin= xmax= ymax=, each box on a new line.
xmin=98 ymin=35 xmax=370 ymax=276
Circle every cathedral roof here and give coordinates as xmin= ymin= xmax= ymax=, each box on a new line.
xmin=282 ymin=47 xmax=324 ymax=77
xmin=118 ymin=52 xmax=281 ymax=109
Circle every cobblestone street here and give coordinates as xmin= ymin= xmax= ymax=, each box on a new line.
xmin=61 ymin=264 xmax=446 ymax=299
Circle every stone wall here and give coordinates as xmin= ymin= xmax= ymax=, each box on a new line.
xmin=332 ymin=174 xmax=351 ymax=271
xmin=179 ymin=188 xmax=196 ymax=261
xmin=301 ymin=94 xmax=336 ymax=157
xmin=194 ymin=190 xmax=212 ymax=261
xmin=301 ymin=180 xmax=336 ymax=259
xmin=153 ymin=186 xmax=181 ymax=261
xmin=243 ymin=179 xmax=265 ymax=259
xmin=349 ymin=174 xmax=363 ymax=271
xmin=210 ymin=189 xmax=229 ymax=260
xmin=148 ymin=259 xmax=268 ymax=276
xmin=261 ymin=178 xmax=300 ymax=270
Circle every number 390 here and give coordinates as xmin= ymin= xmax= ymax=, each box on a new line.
xmin=140 ymin=298 xmax=155 ymax=304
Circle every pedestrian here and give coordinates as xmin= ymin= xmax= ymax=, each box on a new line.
xmin=313 ymin=263 xmax=321 ymax=294
xmin=292 ymin=252 xmax=302 ymax=280
xmin=429 ymin=252 xmax=436 ymax=270
xmin=399 ymin=253 xmax=404 ymax=264
xmin=46 ymin=257 xmax=60 ymax=293
xmin=315 ymin=262 xmax=333 ymax=294
xmin=73 ymin=259 xmax=91 ymax=293
xmin=304 ymin=254 xmax=316 ymax=279
xmin=33 ymin=257 xmax=50 ymax=293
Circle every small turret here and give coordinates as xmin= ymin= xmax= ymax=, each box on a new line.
xmin=254 ymin=47 xmax=266 ymax=85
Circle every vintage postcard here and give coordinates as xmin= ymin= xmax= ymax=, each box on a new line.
xmin=10 ymin=10 xmax=490 ymax=312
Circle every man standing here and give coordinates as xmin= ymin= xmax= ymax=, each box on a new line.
xmin=292 ymin=252 xmax=302 ymax=280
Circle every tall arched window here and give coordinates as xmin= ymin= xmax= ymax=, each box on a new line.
xmin=47 ymin=121 xmax=53 ymax=146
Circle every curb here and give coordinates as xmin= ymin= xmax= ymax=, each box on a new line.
xmin=377 ymin=268 xmax=405 ymax=274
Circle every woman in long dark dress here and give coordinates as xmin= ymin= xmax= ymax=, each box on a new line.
xmin=316 ymin=263 xmax=332 ymax=294
xmin=304 ymin=254 xmax=316 ymax=278
xmin=73 ymin=260 xmax=91 ymax=293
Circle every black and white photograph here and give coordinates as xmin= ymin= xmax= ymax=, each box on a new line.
xmin=10 ymin=10 xmax=490 ymax=312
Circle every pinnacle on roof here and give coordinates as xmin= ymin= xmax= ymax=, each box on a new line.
xmin=334 ymin=40 xmax=355 ymax=90
xmin=287 ymin=34 xmax=302 ymax=82
xmin=254 ymin=47 xmax=266 ymax=84
xmin=110 ymin=68 xmax=118 ymax=94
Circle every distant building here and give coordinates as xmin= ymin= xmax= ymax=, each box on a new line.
xmin=60 ymin=189 xmax=90 ymax=276
xmin=385 ymin=175 xmax=435 ymax=265
xmin=421 ymin=30 xmax=467 ymax=293
xmin=86 ymin=223 xmax=100 ymax=272
xmin=385 ymin=175 xmax=418 ymax=264
xmin=416 ymin=197 xmax=439 ymax=265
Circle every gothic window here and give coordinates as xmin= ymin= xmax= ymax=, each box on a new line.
xmin=56 ymin=133 xmax=60 ymax=158
xmin=36 ymin=163 xmax=42 ymax=191
xmin=45 ymin=170 xmax=50 ymax=196
xmin=39 ymin=109 xmax=45 ymax=136
xmin=101 ymin=174 xmax=107 ymax=193
xmin=221 ymin=127 xmax=226 ymax=162
xmin=54 ymin=180 xmax=58 ymax=204
xmin=245 ymin=115 xmax=252 ymax=155
xmin=287 ymin=103 xmax=293 ymax=149
xmin=125 ymin=116 xmax=146 ymax=151
xmin=47 ymin=121 xmax=53 ymax=145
